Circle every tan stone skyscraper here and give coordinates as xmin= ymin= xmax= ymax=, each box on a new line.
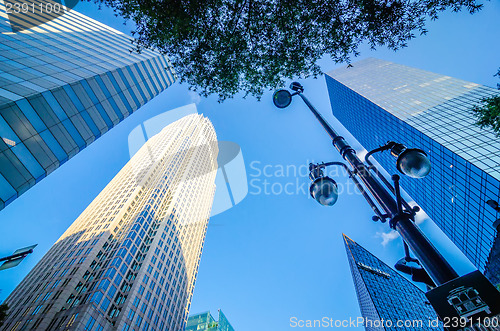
xmin=1 ymin=114 xmax=218 ymax=331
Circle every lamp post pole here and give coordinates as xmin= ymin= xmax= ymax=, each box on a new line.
xmin=278 ymin=83 xmax=458 ymax=286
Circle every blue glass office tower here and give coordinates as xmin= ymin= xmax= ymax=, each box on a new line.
xmin=186 ymin=310 xmax=235 ymax=331
xmin=487 ymin=233 xmax=500 ymax=288
xmin=327 ymin=58 xmax=500 ymax=285
xmin=344 ymin=234 xmax=442 ymax=330
xmin=0 ymin=4 xmax=176 ymax=211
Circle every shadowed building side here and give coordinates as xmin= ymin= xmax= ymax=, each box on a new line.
xmin=485 ymin=229 xmax=500 ymax=289
xmin=343 ymin=234 xmax=442 ymax=331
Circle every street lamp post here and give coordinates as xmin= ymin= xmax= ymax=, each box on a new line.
xmin=273 ymin=82 xmax=458 ymax=286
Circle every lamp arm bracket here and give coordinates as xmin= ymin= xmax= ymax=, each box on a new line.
xmin=365 ymin=141 xmax=397 ymax=163
xmin=364 ymin=147 xmax=414 ymax=213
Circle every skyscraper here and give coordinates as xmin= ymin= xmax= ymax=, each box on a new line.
xmin=343 ymin=234 xmax=441 ymax=330
xmin=1 ymin=114 xmax=218 ymax=331
xmin=326 ymin=58 xmax=500 ymax=284
xmin=0 ymin=3 xmax=176 ymax=210
xmin=186 ymin=310 xmax=235 ymax=331
xmin=486 ymin=231 xmax=500 ymax=288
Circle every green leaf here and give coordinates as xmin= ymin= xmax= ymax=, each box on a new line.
xmin=91 ymin=0 xmax=482 ymax=102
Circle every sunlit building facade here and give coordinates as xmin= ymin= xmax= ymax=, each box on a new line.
xmin=327 ymin=59 xmax=500 ymax=284
xmin=0 ymin=3 xmax=176 ymax=210
xmin=1 ymin=114 xmax=218 ymax=331
xmin=186 ymin=310 xmax=235 ymax=331
xmin=344 ymin=235 xmax=441 ymax=330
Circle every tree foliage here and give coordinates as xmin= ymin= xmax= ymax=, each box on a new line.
xmin=90 ymin=0 xmax=482 ymax=101
xmin=472 ymin=68 xmax=500 ymax=136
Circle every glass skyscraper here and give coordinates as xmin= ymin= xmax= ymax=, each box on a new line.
xmin=0 ymin=3 xmax=176 ymax=211
xmin=186 ymin=310 xmax=235 ymax=331
xmin=344 ymin=234 xmax=441 ymax=330
xmin=326 ymin=58 xmax=500 ymax=284
xmin=1 ymin=114 xmax=218 ymax=331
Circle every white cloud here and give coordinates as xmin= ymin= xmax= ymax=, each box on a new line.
xmin=376 ymin=230 xmax=400 ymax=247
xmin=408 ymin=201 xmax=429 ymax=225
xmin=188 ymin=90 xmax=202 ymax=105
xmin=374 ymin=200 xmax=430 ymax=247
xmin=374 ymin=201 xmax=430 ymax=247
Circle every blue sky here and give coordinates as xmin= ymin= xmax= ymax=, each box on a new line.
xmin=1 ymin=1 xmax=500 ymax=330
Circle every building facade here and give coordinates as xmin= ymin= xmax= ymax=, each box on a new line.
xmin=186 ymin=310 xmax=235 ymax=331
xmin=1 ymin=114 xmax=218 ymax=331
xmin=327 ymin=58 xmax=500 ymax=284
xmin=0 ymin=3 xmax=176 ymax=210
xmin=486 ymin=231 xmax=500 ymax=288
xmin=344 ymin=234 xmax=441 ymax=330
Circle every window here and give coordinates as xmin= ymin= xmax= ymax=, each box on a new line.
xmin=90 ymin=291 xmax=103 ymax=305
xmin=135 ymin=315 xmax=143 ymax=327
xmin=101 ymin=297 xmax=111 ymax=311
xmin=84 ymin=316 xmax=96 ymax=330
xmin=66 ymin=313 xmax=79 ymax=327
xmin=127 ymin=309 xmax=135 ymax=321
xmin=31 ymin=305 xmax=43 ymax=315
